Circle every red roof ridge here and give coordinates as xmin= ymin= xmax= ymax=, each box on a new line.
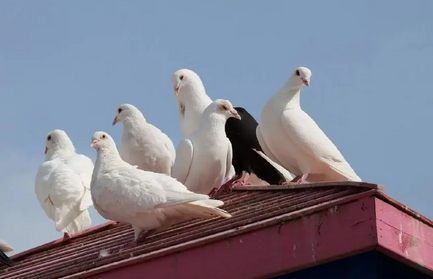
xmin=233 ymin=181 xmax=385 ymax=191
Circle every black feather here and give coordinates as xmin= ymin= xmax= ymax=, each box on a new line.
xmin=0 ymin=249 xmax=14 ymax=267
xmin=225 ymin=107 xmax=286 ymax=185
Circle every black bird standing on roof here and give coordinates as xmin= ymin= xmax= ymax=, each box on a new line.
xmin=223 ymin=106 xmax=293 ymax=187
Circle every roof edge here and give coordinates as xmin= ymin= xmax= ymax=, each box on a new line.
xmin=11 ymin=221 xmax=119 ymax=261
xmin=233 ymin=181 xmax=385 ymax=191
xmin=375 ymin=197 xmax=433 ymax=275
xmin=62 ymin=190 xmax=377 ymax=279
xmin=374 ymin=191 xmax=433 ymax=227
xmin=64 ymin=191 xmax=379 ymax=279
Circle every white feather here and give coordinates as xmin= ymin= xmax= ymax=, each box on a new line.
xmin=252 ymin=149 xmax=295 ymax=181
xmin=116 ymin=104 xmax=176 ymax=176
xmin=171 ymin=139 xmax=193 ymax=184
xmin=172 ymin=69 xmax=213 ymax=138
xmin=171 ymin=69 xmax=235 ymax=181
xmin=35 ymin=130 xmax=93 ymax=234
xmin=280 ymin=109 xmax=361 ymax=181
xmin=171 ymin=100 xmax=235 ymax=195
xmin=0 ymin=239 xmax=13 ymax=253
xmin=90 ymin=131 xmax=231 ymax=241
xmin=257 ymin=67 xmax=361 ymax=182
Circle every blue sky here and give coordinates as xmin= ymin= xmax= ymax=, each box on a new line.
xmin=0 ymin=0 xmax=432 ymax=254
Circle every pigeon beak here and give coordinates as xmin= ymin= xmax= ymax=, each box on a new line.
xmin=112 ymin=116 xmax=118 ymax=126
xmin=302 ymin=78 xmax=310 ymax=87
xmin=90 ymin=140 xmax=98 ymax=148
xmin=174 ymin=86 xmax=180 ymax=95
xmin=44 ymin=147 xmax=48 ymax=154
xmin=231 ymin=110 xmax=241 ymax=120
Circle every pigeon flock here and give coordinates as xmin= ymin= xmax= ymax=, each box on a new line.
xmin=0 ymin=66 xmax=362 ymax=266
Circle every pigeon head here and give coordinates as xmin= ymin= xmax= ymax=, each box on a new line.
xmin=171 ymin=68 xmax=203 ymax=97
xmin=289 ymin=67 xmax=312 ymax=88
xmin=207 ymin=99 xmax=241 ymax=120
xmin=90 ymin=131 xmax=115 ymax=151
xmin=45 ymin=129 xmax=75 ymax=156
xmin=112 ymin=104 xmax=144 ymax=125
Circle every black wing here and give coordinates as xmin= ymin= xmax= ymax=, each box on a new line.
xmin=225 ymin=107 xmax=286 ymax=184
xmin=0 ymin=249 xmax=14 ymax=267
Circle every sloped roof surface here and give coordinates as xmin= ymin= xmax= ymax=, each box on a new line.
xmin=0 ymin=182 xmax=380 ymax=279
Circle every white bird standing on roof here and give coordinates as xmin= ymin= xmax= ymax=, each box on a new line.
xmin=90 ymin=131 xmax=231 ymax=246
xmin=112 ymin=104 xmax=176 ymax=175
xmin=256 ymin=67 xmax=361 ymax=184
xmin=0 ymin=239 xmax=14 ymax=267
xmin=171 ymin=99 xmax=240 ymax=197
xmin=171 ymin=69 xmax=236 ymax=179
xmin=35 ymin=129 xmax=94 ymax=239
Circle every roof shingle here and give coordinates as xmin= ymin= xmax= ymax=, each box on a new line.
xmin=0 ymin=182 xmax=382 ymax=279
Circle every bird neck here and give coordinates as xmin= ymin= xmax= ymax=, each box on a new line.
xmin=178 ymin=83 xmax=212 ymax=109
xmin=45 ymin=148 xmax=75 ymax=161
xmin=95 ymin=147 xmax=125 ymax=172
xmin=122 ymin=113 xmax=147 ymax=130
xmin=273 ymin=81 xmax=302 ymax=110
xmin=197 ymin=113 xmax=227 ymax=136
xmin=178 ymin=87 xmax=213 ymax=138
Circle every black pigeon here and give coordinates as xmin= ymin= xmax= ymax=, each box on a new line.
xmin=225 ymin=106 xmax=288 ymax=185
xmin=0 ymin=249 xmax=14 ymax=267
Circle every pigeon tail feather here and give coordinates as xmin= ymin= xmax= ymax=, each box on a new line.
xmin=64 ymin=209 xmax=92 ymax=234
xmin=55 ymin=198 xmax=92 ymax=234
xmin=0 ymin=250 xmax=14 ymax=267
xmin=180 ymin=201 xmax=232 ymax=218
xmin=253 ymin=149 xmax=294 ymax=181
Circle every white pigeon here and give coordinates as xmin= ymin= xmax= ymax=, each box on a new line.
xmin=171 ymin=68 xmax=236 ymax=179
xmin=113 ymin=103 xmax=176 ymax=175
xmin=257 ymin=67 xmax=361 ymax=184
xmin=90 ymin=131 xmax=231 ymax=245
xmin=171 ymin=68 xmax=213 ymax=138
xmin=0 ymin=239 xmax=14 ymax=267
xmin=171 ymin=99 xmax=240 ymax=196
xmin=35 ymin=129 xmax=94 ymax=239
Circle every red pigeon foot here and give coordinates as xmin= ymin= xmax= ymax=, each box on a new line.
xmin=135 ymin=229 xmax=155 ymax=244
xmin=62 ymin=232 xmax=72 ymax=242
xmin=208 ymin=187 xmax=219 ymax=198
xmin=232 ymin=180 xmax=252 ymax=187
xmin=282 ymin=174 xmax=308 ymax=185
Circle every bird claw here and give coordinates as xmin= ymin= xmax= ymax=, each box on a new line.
xmin=136 ymin=229 xmax=154 ymax=244
xmin=120 ymin=229 xmax=154 ymax=252
xmin=218 ymin=182 xmax=236 ymax=195
xmin=208 ymin=188 xmax=219 ymax=198
xmin=282 ymin=175 xmax=308 ymax=186
xmin=232 ymin=180 xmax=252 ymax=187
xmin=208 ymin=181 xmax=235 ymax=198
xmin=62 ymin=232 xmax=72 ymax=242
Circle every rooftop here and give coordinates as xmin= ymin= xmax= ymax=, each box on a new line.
xmin=1 ymin=182 xmax=432 ymax=279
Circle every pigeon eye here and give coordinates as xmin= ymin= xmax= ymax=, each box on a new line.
xmin=118 ymin=108 xmax=122 ymax=113
xmin=179 ymin=75 xmax=184 ymax=81
xmin=221 ymin=104 xmax=229 ymax=111
xmin=295 ymin=70 xmax=300 ymax=76
xmin=47 ymin=135 xmax=52 ymax=141
xmin=102 ymin=135 xmax=106 ymax=139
